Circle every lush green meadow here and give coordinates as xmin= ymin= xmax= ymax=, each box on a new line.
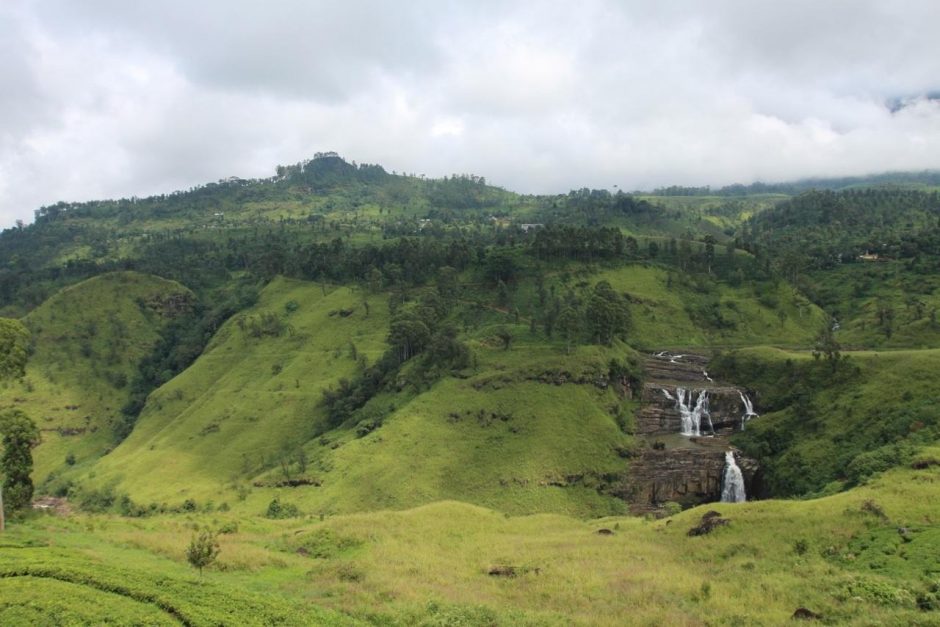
xmin=4 ymin=450 xmax=940 ymax=625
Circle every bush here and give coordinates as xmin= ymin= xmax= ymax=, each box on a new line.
xmin=265 ymin=498 xmax=301 ymax=519
xmin=661 ymin=502 xmax=682 ymax=518
xmin=838 ymin=576 xmax=915 ymax=607
xmin=186 ymin=530 xmax=220 ymax=576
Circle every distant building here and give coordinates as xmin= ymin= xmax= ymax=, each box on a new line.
xmin=858 ymin=252 xmax=881 ymax=261
xmin=520 ymin=223 xmax=544 ymax=233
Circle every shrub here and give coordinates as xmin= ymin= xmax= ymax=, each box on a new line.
xmin=265 ymin=497 xmax=301 ymax=519
xmin=186 ymin=530 xmax=220 ymax=576
xmin=661 ymin=502 xmax=682 ymax=518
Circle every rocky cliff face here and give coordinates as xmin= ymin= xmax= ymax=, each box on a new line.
xmin=623 ymin=352 xmax=760 ymax=514
xmin=624 ymin=445 xmax=760 ymax=513
xmin=636 ymin=384 xmax=748 ymax=435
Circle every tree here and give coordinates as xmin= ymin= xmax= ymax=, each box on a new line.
xmin=494 ymin=326 xmax=513 ymax=351
xmin=0 ymin=410 xmax=39 ymax=517
xmin=436 ymin=266 xmax=459 ymax=302
xmin=485 ymin=249 xmax=518 ymax=285
xmin=812 ymin=318 xmax=842 ymax=373
xmin=388 ymin=313 xmax=431 ymax=362
xmin=186 ymin=530 xmax=220 ymax=576
xmin=0 ymin=319 xmax=29 ymax=381
xmin=585 ymin=281 xmax=630 ymax=346
xmin=556 ymin=306 xmax=580 ymax=354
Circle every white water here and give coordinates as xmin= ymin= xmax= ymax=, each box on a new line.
xmin=721 ymin=451 xmax=746 ymax=502
xmin=738 ymin=391 xmax=759 ymax=429
xmin=675 ymin=388 xmax=714 ymax=436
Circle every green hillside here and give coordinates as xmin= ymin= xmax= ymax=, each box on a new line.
xmin=716 ymin=346 xmax=940 ymax=497
xmin=73 ymin=261 xmax=827 ymax=517
xmin=4 ymin=158 xmax=940 ymax=625
xmin=87 ymin=278 xmax=390 ymax=504
xmin=1 ymin=272 xmax=193 ymax=485
xmin=4 ymin=451 xmax=939 ymax=625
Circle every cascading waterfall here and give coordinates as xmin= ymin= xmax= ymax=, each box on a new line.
xmin=738 ymin=391 xmax=759 ymax=429
xmin=720 ymin=451 xmax=746 ymax=502
xmin=675 ymin=388 xmax=714 ymax=436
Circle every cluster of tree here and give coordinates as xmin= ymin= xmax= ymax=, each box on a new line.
xmin=651 ymin=171 xmax=940 ymax=197
xmin=530 ymin=226 xmax=628 ymax=261
xmin=534 ymin=189 xmax=657 ymax=226
xmin=426 ymin=174 xmax=500 ymax=210
xmin=277 ymin=153 xmax=390 ymax=191
xmin=744 ymin=189 xmax=940 ymax=274
xmin=117 ymin=281 xmax=260 ymax=441
xmin=322 ymin=278 xmax=470 ymax=431
xmin=540 ymin=280 xmax=632 ymax=351
xmin=0 ymin=320 xmax=37 ymax=522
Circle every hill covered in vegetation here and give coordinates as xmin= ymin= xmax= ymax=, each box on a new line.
xmin=2 ymin=154 xmax=940 ymax=624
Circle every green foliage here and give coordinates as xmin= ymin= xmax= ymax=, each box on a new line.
xmin=0 ymin=409 xmax=39 ymax=514
xmin=747 ymin=188 xmax=940 ymax=276
xmin=118 ymin=279 xmax=257 ymax=441
xmin=265 ymin=498 xmax=301 ymax=519
xmin=239 ymin=312 xmax=290 ymax=339
xmin=812 ymin=318 xmax=842 ymax=372
xmin=186 ymin=530 xmax=220 ymax=575
xmin=0 ymin=318 xmax=29 ymax=381
xmin=556 ymin=306 xmax=580 ymax=353
xmin=0 ymin=549 xmax=349 ymax=625
xmin=837 ymin=576 xmax=915 ymax=608
xmin=493 ymin=325 xmax=513 ymax=350
xmin=586 ymin=281 xmax=630 ymax=345
xmin=661 ymin=502 xmax=682 ymax=517
xmin=716 ymin=348 xmax=938 ymax=496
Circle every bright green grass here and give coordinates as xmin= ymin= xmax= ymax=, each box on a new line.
xmin=721 ymin=346 xmax=940 ymax=496
xmin=808 ymin=262 xmax=940 ymax=349
xmin=5 ymin=453 xmax=940 ymax=625
xmin=74 ymin=265 xmax=826 ymax=516
xmin=86 ymin=277 xmax=391 ymax=504
xmin=594 ymin=265 xmax=825 ymax=348
xmin=0 ymin=272 xmax=192 ymax=484
xmin=0 ymin=577 xmax=178 ymax=626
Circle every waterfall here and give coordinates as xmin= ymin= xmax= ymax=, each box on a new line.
xmin=721 ymin=451 xmax=746 ymax=502
xmin=675 ymin=388 xmax=713 ymax=436
xmin=738 ymin=391 xmax=759 ymax=429
xmin=661 ymin=389 xmax=675 ymax=402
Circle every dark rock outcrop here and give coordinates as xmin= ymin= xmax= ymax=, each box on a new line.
xmin=620 ymin=352 xmax=761 ymax=514
xmin=635 ymin=383 xmax=747 ymax=435
xmin=623 ymin=446 xmax=759 ymax=514
xmin=687 ymin=510 xmax=730 ymax=536
xmin=791 ymin=607 xmax=821 ymax=620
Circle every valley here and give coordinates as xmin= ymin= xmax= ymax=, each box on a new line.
xmin=1 ymin=155 xmax=940 ymax=624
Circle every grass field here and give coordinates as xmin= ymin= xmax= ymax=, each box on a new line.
xmin=1 ymin=272 xmax=193 ymax=484
xmin=3 ymin=449 xmax=939 ymax=625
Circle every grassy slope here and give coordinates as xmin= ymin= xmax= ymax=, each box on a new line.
xmin=808 ymin=262 xmax=940 ymax=349
xmin=79 ymin=264 xmax=826 ymax=518
xmin=717 ymin=346 xmax=940 ymax=497
xmin=286 ymin=344 xmax=634 ymax=518
xmin=4 ymin=452 xmax=939 ymax=625
xmin=596 ymin=265 xmax=825 ymax=348
xmin=0 ymin=272 xmax=192 ymax=484
xmin=88 ymin=277 xmax=391 ymax=503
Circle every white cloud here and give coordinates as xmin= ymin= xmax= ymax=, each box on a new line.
xmin=2 ymin=0 xmax=940 ymax=227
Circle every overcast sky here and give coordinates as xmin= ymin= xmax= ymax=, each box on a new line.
xmin=2 ymin=0 xmax=940 ymax=227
